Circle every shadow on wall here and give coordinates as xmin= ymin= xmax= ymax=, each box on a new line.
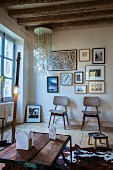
xmin=100 ymin=98 xmax=113 ymax=121
xmin=68 ymin=98 xmax=77 ymax=121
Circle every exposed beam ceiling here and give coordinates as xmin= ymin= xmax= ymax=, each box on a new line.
xmin=0 ymin=0 xmax=67 ymax=6
xmin=1 ymin=0 xmax=113 ymax=31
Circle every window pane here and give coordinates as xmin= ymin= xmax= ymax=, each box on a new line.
xmin=3 ymin=79 xmax=12 ymax=97
xmin=0 ymin=57 xmax=1 ymax=76
xmin=0 ymin=83 xmax=1 ymax=98
xmin=0 ymin=36 xmax=2 ymax=55
xmin=4 ymin=59 xmax=13 ymax=78
xmin=5 ymin=39 xmax=13 ymax=59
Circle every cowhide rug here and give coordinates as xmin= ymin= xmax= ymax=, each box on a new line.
xmin=2 ymin=145 xmax=113 ymax=170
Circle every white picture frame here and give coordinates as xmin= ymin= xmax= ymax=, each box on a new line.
xmin=26 ymin=105 xmax=41 ymax=122
xmin=89 ymin=81 xmax=104 ymax=94
xmin=75 ymin=85 xmax=87 ymax=94
xmin=85 ymin=65 xmax=105 ymax=81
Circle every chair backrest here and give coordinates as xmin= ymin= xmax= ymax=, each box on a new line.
xmin=53 ymin=96 xmax=68 ymax=106
xmin=83 ymin=96 xmax=100 ymax=107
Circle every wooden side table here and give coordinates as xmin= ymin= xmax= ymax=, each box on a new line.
xmin=88 ymin=132 xmax=109 ymax=149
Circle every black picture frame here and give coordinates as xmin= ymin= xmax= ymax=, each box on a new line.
xmin=92 ymin=48 xmax=105 ymax=64
xmin=74 ymin=72 xmax=83 ymax=84
xmin=47 ymin=76 xmax=58 ymax=93
xmin=26 ymin=105 xmax=41 ymax=122
xmin=48 ymin=49 xmax=77 ymax=71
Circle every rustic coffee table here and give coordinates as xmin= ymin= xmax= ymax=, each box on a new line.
xmin=0 ymin=132 xmax=72 ymax=169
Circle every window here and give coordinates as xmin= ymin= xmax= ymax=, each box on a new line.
xmin=0 ymin=33 xmax=15 ymax=102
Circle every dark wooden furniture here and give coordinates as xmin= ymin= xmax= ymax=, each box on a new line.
xmin=0 ymin=132 xmax=72 ymax=169
xmin=88 ymin=132 xmax=109 ymax=149
xmin=81 ymin=96 xmax=101 ymax=132
xmin=0 ymin=118 xmax=5 ymax=141
xmin=48 ymin=96 xmax=69 ymax=130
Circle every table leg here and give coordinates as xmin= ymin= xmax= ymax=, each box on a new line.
xmin=61 ymin=136 xmax=72 ymax=164
xmin=88 ymin=134 xmax=90 ymax=145
xmin=69 ymin=136 xmax=72 ymax=163
xmin=1 ymin=118 xmax=4 ymax=141
xmin=94 ymin=138 xmax=97 ymax=149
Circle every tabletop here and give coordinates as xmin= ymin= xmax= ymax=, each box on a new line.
xmin=0 ymin=132 xmax=72 ymax=169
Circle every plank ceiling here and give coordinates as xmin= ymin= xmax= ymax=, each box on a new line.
xmin=1 ymin=0 xmax=113 ymax=32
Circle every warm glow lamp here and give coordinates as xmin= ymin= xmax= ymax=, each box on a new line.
xmin=13 ymin=85 xmax=18 ymax=95
xmin=12 ymin=52 xmax=21 ymax=143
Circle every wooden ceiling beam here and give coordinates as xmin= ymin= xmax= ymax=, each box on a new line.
xmin=25 ymin=17 xmax=113 ymax=31
xmin=0 ymin=0 xmax=66 ymax=6
xmin=8 ymin=0 xmax=113 ymax=18
xmin=17 ymin=9 xmax=113 ymax=26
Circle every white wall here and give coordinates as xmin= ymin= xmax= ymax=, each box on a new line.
xmin=0 ymin=7 xmax=31 ymax=123
xmin=1 ymin=6 xmax=113 ymax=127
xmin=29 ymin=25 xmax=113 ymax=127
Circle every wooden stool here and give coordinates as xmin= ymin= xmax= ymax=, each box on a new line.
xmin=88 ymin=132 xmax=109 ymax=149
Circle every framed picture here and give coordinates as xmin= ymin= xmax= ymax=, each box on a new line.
xmin=26 ymin=105 xmax=41 ymax=122
xmin=85 ymin=65 xmax=105 ymax=81
xmin=75 ymin=85 xmax=87 ymax=94
xmin=60 ymin=73 xmax=73 ymax=85
xmin=48 ymin=49 xmax=77 ymax=70
xmin=89 ymin=81 xmax=104 ymax=94
xmin=79 ymin=49 xmax=90 ymax=61
xmin=92 ymin=48 xmax=105 ymax=64
xmin=74 ymin=72 xmax=83 ymax=84
xmin=47 ymin=76 xmax=58 ymax=93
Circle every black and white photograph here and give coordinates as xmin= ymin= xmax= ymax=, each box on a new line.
xmin=26 ymin=105 xmax=41 ymax=122
xmin=92 ymin=48 xmax=105 ymax=64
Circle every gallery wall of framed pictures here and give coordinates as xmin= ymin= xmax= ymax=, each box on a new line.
xmin=47 ymin=47 xmax=105 ymax=94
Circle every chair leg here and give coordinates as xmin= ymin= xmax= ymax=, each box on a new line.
xmin=66 ymin=114 xmax=69 ymax=125
xmin=53 ymin=114 xmax=55 ymax=123
xmin=94 ymin=138 xmax=97 ymax=149
xmin=106 ymin=137 xmax=109 ymax=148
xmin=97 ymin=114 xmax=101 ymax=132
xmin=81 ymin=113 xmax=85 ymax=130
xmin=48 ymin=113 xmax=52 ymax=128
xmin=63 ymin=114 xmax=66 ymax=130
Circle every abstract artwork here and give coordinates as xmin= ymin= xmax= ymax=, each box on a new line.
xmin=48 ymin=49 xmax=77 ymax=70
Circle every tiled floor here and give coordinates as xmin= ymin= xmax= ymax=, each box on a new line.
xmin=3 ymin=122 xmax=113 ymax=149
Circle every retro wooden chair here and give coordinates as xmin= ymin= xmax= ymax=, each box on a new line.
xmin=48 ymin=96 xmax=69 ymax=130
xmin=81 ymin=96 xmax=101 ymax=132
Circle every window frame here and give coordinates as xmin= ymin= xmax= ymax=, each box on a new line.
xmin=0 ymin=32 xmax=15 ymax=102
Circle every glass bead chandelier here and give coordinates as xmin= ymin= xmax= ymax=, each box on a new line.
xmin=33 ymin=27 xmax=52 ymax=75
